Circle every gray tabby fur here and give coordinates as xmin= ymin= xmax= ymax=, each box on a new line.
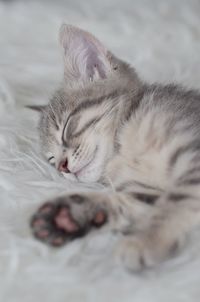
xmin=32 ymin=24 xmax=200 ymax=271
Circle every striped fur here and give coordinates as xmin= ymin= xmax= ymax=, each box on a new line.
xmin=36 ymin=25 xmax=200 ymax=271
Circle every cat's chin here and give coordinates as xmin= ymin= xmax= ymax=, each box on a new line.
xmin=76 ymin=168 xmax=102 ymax=183
xmin=62 ymin=172 xmax=78 ymax=182
xmin=75 ymin=160 xmax=102 ymax=183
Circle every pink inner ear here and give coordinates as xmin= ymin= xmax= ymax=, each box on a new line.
xmin=60 ymin=25 xmax=109 ymax=81
xmin=84 ymin=38 xmax=107 ymax=79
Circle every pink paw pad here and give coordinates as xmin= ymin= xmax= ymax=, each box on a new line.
xmin=36 ymin=229 xmax=49 ymax=238
xmin=55 ymin=207 xmax=79 ymax=233
xmin=32 ymin=218 xmax=46 ymax=228
xmin=93 ymin=210 xmax=107 ymax=226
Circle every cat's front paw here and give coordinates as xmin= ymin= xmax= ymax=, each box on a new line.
xmin=30 ymin=194 xmax=108 ymax=247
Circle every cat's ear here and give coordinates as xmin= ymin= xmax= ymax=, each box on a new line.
xmin=59 ymin=24 xmax=111 ymax=83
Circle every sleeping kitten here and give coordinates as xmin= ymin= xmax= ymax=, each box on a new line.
xmin=31 ymin=24 xmax=200 ymax=271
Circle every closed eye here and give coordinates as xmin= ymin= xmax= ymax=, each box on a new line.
xmin=48 ymin=156 xmax=55 ymax=165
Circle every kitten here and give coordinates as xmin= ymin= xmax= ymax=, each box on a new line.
xmin=31 ymin=24 xmax=200 ymax=271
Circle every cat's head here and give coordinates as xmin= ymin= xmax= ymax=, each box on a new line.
xmin=38 ymin=25 xmax=141 ymax=183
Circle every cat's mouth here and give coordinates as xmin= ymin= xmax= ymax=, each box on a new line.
xmin=74 ymin=147 xmax=98 ymax=178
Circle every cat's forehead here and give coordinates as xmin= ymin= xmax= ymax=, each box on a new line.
xmin=50 ymin=82 xmax=110 ymax=115
xmin=43 ymin=86 xmax=94 ymax=134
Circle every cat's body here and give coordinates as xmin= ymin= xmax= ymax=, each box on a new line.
xmin=31 ymin=25 xmax=200 ymax=271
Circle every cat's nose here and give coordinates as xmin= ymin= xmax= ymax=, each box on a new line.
xmin=58 ymin=158 xmax=70 ymax=173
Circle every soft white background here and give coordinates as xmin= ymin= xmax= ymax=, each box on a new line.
xmin=1 ymin=0 xmax=200 ymax=301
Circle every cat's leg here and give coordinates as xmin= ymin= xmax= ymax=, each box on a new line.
xmin=116 ymin=155 xmax=200 ymax=271
xmin=30 ymin=189 xmax=161 ymax=248
xmin=30 ymin=163 xmax=200 ymax=270
xmin=116 ymin=196 xmax=200 ymax=271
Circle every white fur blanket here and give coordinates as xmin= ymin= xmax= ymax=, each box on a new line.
xmin=1 ymin=0 xmax=200 ymax=301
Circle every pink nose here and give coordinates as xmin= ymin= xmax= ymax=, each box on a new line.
xmin=58 ymin=158 xmax=69 ymax=173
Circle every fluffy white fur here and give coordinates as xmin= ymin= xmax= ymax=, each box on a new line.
xmin=1 ymin=0 xmax=200 ymax=301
